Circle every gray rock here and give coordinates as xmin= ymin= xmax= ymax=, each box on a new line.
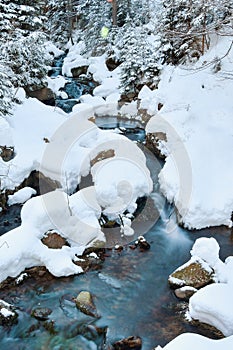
xmin=26 ymin=87 xmax=55 ymax=103
xmin=145 ymin=132 xmax=167 ymax=159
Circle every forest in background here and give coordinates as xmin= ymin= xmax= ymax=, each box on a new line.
xmin=0 ymin=0 xmax=232 ymax=116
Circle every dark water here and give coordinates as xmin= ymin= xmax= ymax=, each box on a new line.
xmin=0 ymin=123 xmax=232 ymax=349
xmin=47 ymin=55 xmax=97 ymax=113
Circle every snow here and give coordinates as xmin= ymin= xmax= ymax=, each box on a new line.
xmin=186 ymin=238 xmax=233 ymax=336
xmin=45 ymin=41 xmax=64 ymax=58
xmin=155 ymin=333 xmax=233 ymax=350
xmin=145 ymin=35 xmax=233 ymax=230
xmin=47 ymin=75 xmax=67 ymax=97
xmin=190 ymin=237 xmax=220 ymax=267
xmin=0 ymin=84 xmax=152 ymax=282
xmin=189 ymin=283 xmax=233 ymax=336
xmin=0 ymin=307 xmax=14 ymax=318
xmin=8 ymin=187 xmax=37 ymax=206
xmin=62 ymin=43 xmax=89 ymax=77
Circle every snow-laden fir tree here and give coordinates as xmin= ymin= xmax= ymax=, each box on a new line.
xmin=2 ymin=32 xmax=51 ymax=91
xmin=46 ymin=0 xmax=80 ymax=46
xmin=0 ymin=0 xmax=51 ymax=91
xmin=119 ymin=22 xmax=161 ymax=96
xmin=0 ymin=0 xmax=46 ymax=41
xmin=159 ymin=0 xmax=233 ymax=64
xmin=0 ymin=63 xmax=15 ymax=116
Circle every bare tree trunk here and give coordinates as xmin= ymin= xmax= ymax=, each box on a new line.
xmin=67 ymin=0 xmax=74 ymax=45
xmin=112 ymin=0 xmax=117 ymax=26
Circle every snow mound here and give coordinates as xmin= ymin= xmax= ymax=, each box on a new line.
xmin=184 ymin=237 xmax=233 ymax=337
xmin=0 ymin=93 xmax=152 ymax=283
xmin=155 ymin=333 xmax=233 ymax=350
xmin=8 ymin=187 xmax=37 ymax=206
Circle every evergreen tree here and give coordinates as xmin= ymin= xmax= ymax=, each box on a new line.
xmin=1 ymin=32 xmax=51 ymax=91
xmin=0 ymin=63 xmax=15 ymax=116
xmin=0 ymin=0 xmax=46 ymax=41
xmin=159 ymin=0 xmax=233 ymax=64
xmin=119 ymin=23 xmax=160 ymax=95
xmin=0 ymin=0 xmax=51 ymax=91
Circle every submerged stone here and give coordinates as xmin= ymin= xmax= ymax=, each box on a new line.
xmin=113 ymin=336 xmax=142 ymax=350
xmin=31 ymin=307 xmax=52 ymax=321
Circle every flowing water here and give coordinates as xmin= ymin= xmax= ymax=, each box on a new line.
xmin=1 ymin=56 xmax=232 ymax=349
xmin=47 ymin=54 xmax=97 ymax=113
xmin=0 ymin=121 xmax=232 ymax=349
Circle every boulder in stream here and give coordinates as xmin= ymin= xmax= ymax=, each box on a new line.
xmin=174 ymin=286 xmax=197 ymax=300
xmin=75 ymin=291 xmax=98 ymax=317
xmin=168 ymin=256 xmax=215 ymax=289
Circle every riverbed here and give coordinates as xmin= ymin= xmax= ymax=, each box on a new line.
xmin=0 ymin=119 xmax=232 ymax=349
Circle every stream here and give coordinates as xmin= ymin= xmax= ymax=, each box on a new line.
xmin=0 ymin=56 xmax=233 ymax=349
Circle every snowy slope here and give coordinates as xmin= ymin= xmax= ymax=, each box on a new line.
xmin=145 ymin=35 xmax=233 ymax=229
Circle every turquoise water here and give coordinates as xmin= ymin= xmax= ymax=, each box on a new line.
xmin=0 ymin=121 xmax=232 ymax=349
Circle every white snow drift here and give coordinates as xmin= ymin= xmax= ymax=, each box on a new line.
xmin=145 ymin=35 xmax=233 ymax=230
xmin=0 ymin=89 xmax=152 ymax=283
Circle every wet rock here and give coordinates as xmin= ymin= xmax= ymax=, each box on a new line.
xmin=0 ymin=299 xmax=18 ymax=326
xmin=0 ymin=146 xmax=15 ymax=162
xmin=168 ymin=257 xmax=214 ymax=289
xmin=71 ymin=66 xmax=88 ymax=77
xmin=145 ymin=132 xmax=167 ymax=159
xmin=90 ymin=149 xmax=115 ymax=167
xmin=113 ymin=336 xmax=142 ymax=350
xmin=106 ymin=57 xmax=121 ymax=71
xmin=41 ymin=231 xmax=69 ymax=249
xmin=75 ymin=291 xmax=98 ymax=317
xmin=135 ymin=236 xmax=150 ymax=251
xmin=26 ymin=87 xmax=55 ymax=104
xmin=174 ymin=286 xmax=197 ymax=300
xmin=31 ymin=307 xmax=52 ymax=321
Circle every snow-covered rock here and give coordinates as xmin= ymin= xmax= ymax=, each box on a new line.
xmin=155 ymin=333 xmax=233 ymax=350
xmin=0 ymin=91 xmax=152 ymax=283
xmin=8 ymin=187 xmax=37 ymax=206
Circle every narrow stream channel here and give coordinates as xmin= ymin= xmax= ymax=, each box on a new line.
xmin=0 ymin=120 xmax=232 ymax=350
